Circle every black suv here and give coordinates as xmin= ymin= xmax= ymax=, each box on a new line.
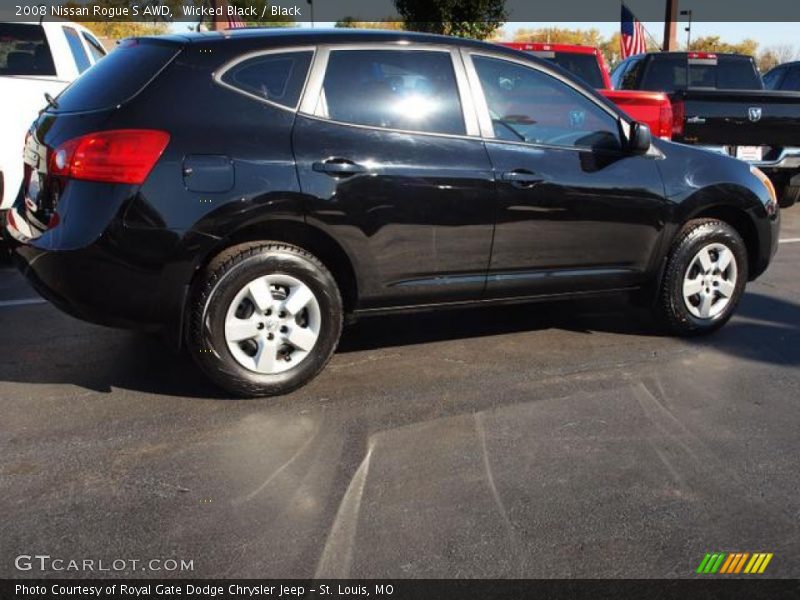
xmin=7 ymin=30 xmax=780 ymax=397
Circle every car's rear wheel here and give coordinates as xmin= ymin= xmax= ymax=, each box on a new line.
xmin=654 ymin=219 xmax=748 ymax=336
xmin=187 ymin=242 xmax=343 ymax=397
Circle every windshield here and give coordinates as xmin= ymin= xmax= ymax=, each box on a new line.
xmin=0 ymin=23 xmax=56 ymax=76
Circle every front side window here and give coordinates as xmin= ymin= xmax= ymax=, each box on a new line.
xmin=63 ymin=27 xmax=91 ymax=73
xmin=220 ymin=51 xmax=312 ymax=108
xmin=316 ymin=50 xmax=465 ymax=136
xmin=473 ymin=55 xmax=621 ymax=151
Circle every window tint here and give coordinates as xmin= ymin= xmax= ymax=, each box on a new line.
xmin=220 ymin=51 xmax=312 ymax=108
xmin=55 ymin=39 xmax=179 ymax=112
xmin=780 ymin=67 xmax=800 ymax=91
xmin=0 ymin=23 xmax=55 ymax=76
xmin=317 ymin=50 xmax=465 ymax=135
xmin=82 ymin=33 xmax=106 ymax=62
xmin=63 ymin=27 xmax=91 ymax=73
xmin=473 ymin=56 xmax=620 ymax=150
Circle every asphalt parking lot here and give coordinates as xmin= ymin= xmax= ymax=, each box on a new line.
xmin=1 ymin=210 xmax=799 ymax=579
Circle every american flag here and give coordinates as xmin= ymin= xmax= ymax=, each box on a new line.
xmin=620 ymin=4 xmax=647 ymax=59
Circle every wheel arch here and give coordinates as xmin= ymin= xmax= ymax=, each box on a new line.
xmin=198 ymin=219 xmax=360 ymax=314
xmin=676 ymin=184 xmax=765 ymax=279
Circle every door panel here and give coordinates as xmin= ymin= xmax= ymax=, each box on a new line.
xmin=293 ymin=116 xmax=494 ymax=308
xmin=466 ymin=53 xmax=667 ymax=297
xmin=485 ymin=142 xmax=665 ymax=296
xmin=291 ymin=47 xmax=494 ymax=308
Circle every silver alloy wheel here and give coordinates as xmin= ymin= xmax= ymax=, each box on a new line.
xmin=682 ymin=242 xmax=738 ymax=320
xmin=224 ymin=274 xmax=322 ymax=374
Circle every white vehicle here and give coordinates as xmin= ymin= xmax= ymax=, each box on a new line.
xmin=0 ymin=21 xmax=107 ymax=213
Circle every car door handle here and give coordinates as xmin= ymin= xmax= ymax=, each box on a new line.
xmin=312 ymin=159 xmax=367 ymax=177
xmin=501 ymin=170 xmax=543 ymax=187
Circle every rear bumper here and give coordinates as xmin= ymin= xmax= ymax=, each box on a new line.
xmin=12 ymin=234 xmax=168 ymax=330
xmin=7 ymin=205 xmax=216 ymax=333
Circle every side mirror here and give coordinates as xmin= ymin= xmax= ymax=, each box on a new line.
xmin=628 ymin=121 xmax=652 ymax=155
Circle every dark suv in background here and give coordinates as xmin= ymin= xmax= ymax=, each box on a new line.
xmin=7 ymin=30 xmax=780 ymax=397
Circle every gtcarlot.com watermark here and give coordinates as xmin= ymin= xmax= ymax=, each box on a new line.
xmin=15 ymin=554 xmax=194 ymax=573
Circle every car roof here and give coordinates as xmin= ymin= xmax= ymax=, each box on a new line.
xmin=149 ymin=27 xmax=530 ymax=55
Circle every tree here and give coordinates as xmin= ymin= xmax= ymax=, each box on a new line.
xmin=688 ymin=35 xmax=758 ymax=57
xmin=513 ymin=27 xmax=603 ymax=48
xmin=394 ymin=0 xmax=506 ymax=40
xmin=335 ymin=18 xmax=404 ymax=30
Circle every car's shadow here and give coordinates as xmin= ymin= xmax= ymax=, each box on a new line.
xmin=1 ymin=291 xmax=798 ymax=399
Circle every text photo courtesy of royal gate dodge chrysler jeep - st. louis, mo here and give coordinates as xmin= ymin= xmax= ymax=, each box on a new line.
xmin=0 ymin=0 xmax=799 ymax=597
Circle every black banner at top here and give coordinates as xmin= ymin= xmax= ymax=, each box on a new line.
xmin=4 ymin=0 xmax=800 ymax=23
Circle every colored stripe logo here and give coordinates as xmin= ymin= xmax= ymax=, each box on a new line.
xmin=696 ymin=552 xmax=773 ymax=574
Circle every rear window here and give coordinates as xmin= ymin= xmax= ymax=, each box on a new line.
xmin=641 ymin=55 xmax=762 ymax=91
xmin=546 ymin=53 xmax=605 ymax=89
xmin=219 ymin=51 xmax=313 ymax=108
xmin=54 ymin=39 xmax=179 ymax=112
xmin=0 ymin=23 xmax=55 ymax=76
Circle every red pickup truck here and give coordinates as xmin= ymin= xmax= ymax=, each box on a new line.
xmin=499 ymin=43 xmax=673 ymax=140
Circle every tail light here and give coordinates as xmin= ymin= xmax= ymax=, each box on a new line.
xmin=658 ymin=102 xmax=673 ymax=139
xmin=48 ymin=129 xmax=169 ymax=185
xmin=671 ymin=100 xmax=685 ymax=137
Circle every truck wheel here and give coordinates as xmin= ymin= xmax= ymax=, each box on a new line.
xmin=779 ymin=184 xmax=799 ymax=208
xmin=187 ymin=242 xmax=343 ymax=397
xmin=654 ymin=219 xmax=747 ymax=336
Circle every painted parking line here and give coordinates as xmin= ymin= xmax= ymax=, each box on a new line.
xmin=0 ymin=298 xmax=47 ymax=308
xmin=779 ymin=238 xmax=800 ymax=244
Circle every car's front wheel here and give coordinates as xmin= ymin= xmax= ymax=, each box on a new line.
xmin=187 ymin=242 xmax=343 ymax=397
xmin=655 ymin=219 xmax=748 ymax=336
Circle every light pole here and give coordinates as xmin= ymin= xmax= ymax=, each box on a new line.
xmin=307 ymin=0 xmax=314 ymax=27
xmin=680 ymin=9 xmax=693 ymax=49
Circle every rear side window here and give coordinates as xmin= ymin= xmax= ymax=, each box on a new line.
xmin=54 ymin=40 xmax=179 ymax=112
xmin=0 ymin=23 xmax=55 ymax=76
xmin=63 ymin=27 xmax=91 ymax=74
xmin=316 ymin=49 xmax=465 ymax=136
xmin=219 ymin=51 xmax=312 ymax=108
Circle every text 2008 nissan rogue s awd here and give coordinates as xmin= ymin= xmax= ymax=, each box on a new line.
xmin=6 ymin=30 xmax=780 ymax=397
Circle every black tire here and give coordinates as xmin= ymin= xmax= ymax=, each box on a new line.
xmin=779 ymin=184 xmax=799 ymax=208
xmin=187 ymin=242 xmax=343 ymax=397
xmin=654 ymin=219 xmax=748 ymax=336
